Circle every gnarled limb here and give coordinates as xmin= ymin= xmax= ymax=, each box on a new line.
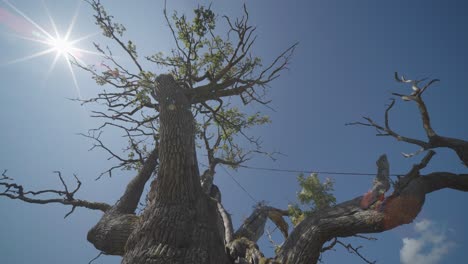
xmin=348 ymin=73 xmax=468 ymax=166
xmin=226 ymin=237 xmax=265 ymax=264
xmin=360 ymin=154 xmax=390 ymax=209
xmin=234 ymin=203 xmax=289 ymax=242
xmin=275 ymin=152 xmax=468 ymax=264
xmin=226 ymin=203 xmax=289 ymax=263
xmin=216 ymin=199 xmax=234 ymax=244
xmin=86 ymin=146 xmax=158 ymax=256
xmin=0 ymin=170 xmax=110 ymax=218
xmin=114 ymin=146 xmax=158 ymax=214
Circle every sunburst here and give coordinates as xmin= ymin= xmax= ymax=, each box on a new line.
xmin=3 ymin=0 xmax=99 ymax=98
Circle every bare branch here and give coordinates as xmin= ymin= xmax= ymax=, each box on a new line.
xmin=353 ymin=234 xmax=377 ymax=241
xmin=188 ymin=43 xmax=298 ymax=104
xmin=349 ymin=73 xmax=468 ymax=166
xmin=320 ymin=237 xmax=337 ymax=253
xmin=336 ymin=240 xmax=376 ymax=264
xmin=85 ymin=0 xmax=143 ymax=72
xmin=0 ymin=171 xmax=111 ymax=215
xmin=79 ymin=131 xmax=142 ymax=179
xmin=346 ymin=100 xmax=430 ymax=150
xmin=88 ymin=252 xmax=104 ymax=264
xmin=1 ymin=169 xmax=12 ymax=181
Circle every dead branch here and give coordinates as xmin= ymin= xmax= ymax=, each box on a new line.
xmin=79 ymin=131 xmax=142 ymax=179
xmin=234 ymin=203 xmax=289 ymax=243
xmin=348 ymin=73 xmax=468 ymax=166
xmin=336 ymin=240 xmax=376 ymax=264
xmin=346 ymin=99 xmax=430 ymax=149
xmin=0 ymin=171 xmax=111 ymax=217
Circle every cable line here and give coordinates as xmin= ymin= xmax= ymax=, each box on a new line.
xmin=238 ymin=165 xmax=402 ymax=177
xmin=202 ymin=162 xmax=403 ymax=211
xmin=220 ymin=165 xmax=258 ymax=203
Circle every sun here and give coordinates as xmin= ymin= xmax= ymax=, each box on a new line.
xmin=2 ymin=0 xmax=99 ymax=98
xmin=49 ymin=37 xmax=74 ymax=56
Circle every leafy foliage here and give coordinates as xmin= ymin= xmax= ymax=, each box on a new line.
xmin=288 ymin=173 xmax=336 ymax=226
xmin=148 ymin=5 xmax=263 ymax=89
xmin=77 ymin=1 xmax=295 ymax=178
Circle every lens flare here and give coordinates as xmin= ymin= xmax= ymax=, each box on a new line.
xmin=49 ymin=37 xmax=73 ymax=55
xmin=1 ymin=0 xmax=99 ymax=98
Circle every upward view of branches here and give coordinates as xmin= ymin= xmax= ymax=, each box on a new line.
xmin=1 ymin=1 xmax=467 ymax=264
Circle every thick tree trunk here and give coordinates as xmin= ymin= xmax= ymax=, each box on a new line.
xmin=122 ymin=75 xmax=230 ymax=264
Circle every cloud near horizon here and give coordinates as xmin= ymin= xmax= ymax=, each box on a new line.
xmin=400 ymin=219 xmax=456 ymax=264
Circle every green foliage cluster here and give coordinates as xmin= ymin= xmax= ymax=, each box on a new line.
xmin=147 ymin=6 xmax=262 ymax=86
xmin=216 ymin=107 xmax=270 ymax=142
xmin=83 ymin=1 xmax=291 ymax=177
xmin=288 ymin=173 xmax=336 ymax=226
xmin=174 ymin=7 xmax=215 ymax=47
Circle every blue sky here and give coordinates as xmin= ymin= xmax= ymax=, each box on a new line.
xmin=0 ymin=0 xmax=467 ymax=263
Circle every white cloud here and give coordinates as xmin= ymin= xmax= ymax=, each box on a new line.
xmin=400 ymin=219 xmax=456 ymax=264
xmin=414 ymin=219 xmax=431 ymax=232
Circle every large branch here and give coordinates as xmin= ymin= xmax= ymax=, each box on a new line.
xmin=87 ymin=146 xmax=158 ymax=256
xmin=423 ymin=172 xmax=468 ymax=193
xmin=275 ymin=152 xmax=468 ymax=264
xmin=114 ymin=146 xmax=158 ymax=214
xmin=1 ymin=147 xmax=159 ymax=256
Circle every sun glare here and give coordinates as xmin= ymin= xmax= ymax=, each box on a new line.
xmin=49 ymin=37 xmax=74 ymax=56
xmin=2 ymin=0 xmax=99 ymax=98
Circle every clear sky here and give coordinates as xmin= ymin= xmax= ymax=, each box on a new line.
xmin=1 ymin=0 xmax=467 ymax=263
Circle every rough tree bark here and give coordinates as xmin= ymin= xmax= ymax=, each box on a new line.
xmin=87 ymin=147 xmax=159 ymax=255
xmin=121 ymin=75 xmax=231 ymax=264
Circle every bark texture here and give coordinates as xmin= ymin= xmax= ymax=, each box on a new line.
xmin=87 ymin=147 xmax=159 ymax=255
xmin=122 ymin=75 xmax=230 ymax=264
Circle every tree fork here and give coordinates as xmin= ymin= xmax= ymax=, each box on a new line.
xmin=87 ymin=147 xmax=158 ymax=255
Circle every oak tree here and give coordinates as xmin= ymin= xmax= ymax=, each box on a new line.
xmin=1 ymin=2 xmax=467 ymax=264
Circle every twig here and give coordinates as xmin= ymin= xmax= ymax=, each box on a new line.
xmin=336 ymin=240 xmax=376 ymax=264
xmin=88 ymin=251 xmax=103 ymax=264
